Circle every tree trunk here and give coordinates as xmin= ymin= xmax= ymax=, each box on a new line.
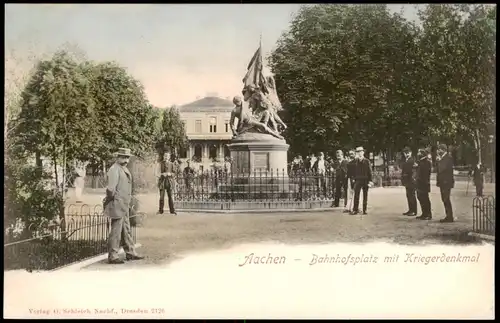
xmin=473 ymin=129 xmax=482 ymax=164
xmin=382 ymin=150 xmax=389 ymax=178
xmin=4 ymin=104 xmax=9 ymax=148
xmin=35 ymin=151 xmax=43 ymax=168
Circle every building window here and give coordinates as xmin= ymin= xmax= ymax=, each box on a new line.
xmin=209 ymin=116 xmax=217 ymax=133
xmin=225 ymin=120 xmax=229 ymax=132
xmin=195 ymin=120 xmax=202 ymax=133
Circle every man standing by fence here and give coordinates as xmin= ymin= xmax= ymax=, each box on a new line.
xmin=436 ymin=144 xmax=455 ymax=223
xmin=468 ymin=161 xmax=485 ymax=197
xmin=156 ymin=150 xmax=178 ymax=215
xmin=351 ymin=147 xmax=373 ymax=215
xmin=104 ymin=148 xmax=144 ymax=264
xmin=401 ymin=147 xmax=418 ymax=217
xmin=183 ymin=160 xmax=196 ymax=200
xmin=313 ymin=152 xmax=327 ymax=197
xmin=332 ymin=150 xmax=349 ymax=208
xmin=415 ymin=148 xmax=432 ymax=220
xmin=344 ymin=149 xmax=357 ymax=213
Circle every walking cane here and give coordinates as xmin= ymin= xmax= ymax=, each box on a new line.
xmin=347 ymin=189 xmax=354 ymax=211
xmin=346 ymin=181 xmax=354 ymax=213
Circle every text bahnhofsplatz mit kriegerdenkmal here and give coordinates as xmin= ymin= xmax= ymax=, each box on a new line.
xmin=238 ymin=252 xmax=481 ymax=267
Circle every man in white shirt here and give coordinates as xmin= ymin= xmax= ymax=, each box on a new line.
xmin=313 ymin=152 xmax=327 ymax=196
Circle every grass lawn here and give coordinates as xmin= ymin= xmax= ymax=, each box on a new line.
xmin=83 ymin=184 xmax=495 ymax=270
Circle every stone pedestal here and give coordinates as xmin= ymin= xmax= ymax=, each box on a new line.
xmin=228 ymin=131 xmax=289 ymax=176
xmin=220 ymin=131 xmax=293 ymax=200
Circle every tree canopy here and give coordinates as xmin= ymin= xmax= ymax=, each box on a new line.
xmin=82 ymin=61 xmax=159 ymax=161
xmin=12 ymin=52 xmax=165 ymax=167
xmin=269 ymin=4 xmax=496 ymax=164
xmin=155 ymin=106 xmax=189 ymax=157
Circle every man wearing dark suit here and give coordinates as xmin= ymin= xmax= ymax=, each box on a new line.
xmin=332 ymin=150 xmax=349 ymax=208
xmin=183 ymin=160 xmax=196 ymax=200
xmin=436 ymin=144 xmax=455 ymax=223
xmin=468 ymin=162 xmax=485 ymax=197
xmin=156 ymin=151 xmax=178 ymax=215
xmin=351 ymin=147 xmax=373 ymax=215
xmin=401 ymin=147 xmax=418 ymax=216
xmin=415 ymin=148 xmax=432 ymax=220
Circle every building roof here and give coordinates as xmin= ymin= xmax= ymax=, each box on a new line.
xmin=180 ymin=96 xmax=234 ymax=111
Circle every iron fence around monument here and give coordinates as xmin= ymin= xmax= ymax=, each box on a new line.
xmin=170 ymin=169 xmax=403 ymax=202
xmin=4 ymin=206 xmax=141 ymax=272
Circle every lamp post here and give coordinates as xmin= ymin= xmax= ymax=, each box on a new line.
xmin=488 ymin=135 xmax=494 ymax=183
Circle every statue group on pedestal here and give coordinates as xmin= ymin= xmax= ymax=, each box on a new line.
xmin=230 ymin=75 xmax=287 ymax=140
xmin=230 ymin=41 xmax=288 ymax=140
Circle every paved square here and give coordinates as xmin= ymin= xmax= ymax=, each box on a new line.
xmin=82 ymin=182 xmax=494 ymax=270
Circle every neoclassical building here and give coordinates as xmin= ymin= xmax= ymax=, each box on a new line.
xmin=177 ymin=96 xmax=234 ymax=170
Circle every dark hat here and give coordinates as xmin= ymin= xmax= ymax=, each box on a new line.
xmin=403 ymin=146 xmax=411 ymax=153
xmin=115 ymin=148 xmax=132 ymax=157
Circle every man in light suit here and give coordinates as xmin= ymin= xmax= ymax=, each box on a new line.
xmin=344 ymin=149 xmax=357 ymax=213
xmin=436 ymin=144 xmax=455 ymax=223
xmin=312 ymin=152 xmax=328 ymax=197
xmin=104 ymin=148 xmax=144 ymax=264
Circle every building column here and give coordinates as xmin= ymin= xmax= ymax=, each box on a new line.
xmin=188 ymin=144 xmax=193 ymax=159
xmin=218 ymin=144 xmax=224 ymax=160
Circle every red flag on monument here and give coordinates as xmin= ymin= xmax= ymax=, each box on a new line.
xmin=242 ymin=38 xmax=269 ymax=94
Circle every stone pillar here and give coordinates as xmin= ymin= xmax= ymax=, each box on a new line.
xmin=202 ymin=143 xmax=208 ymax=166
xmin=228 ymin=132 xmax=289 ymax=177
xmin=218 ymin=143 xmax=224 ymax=160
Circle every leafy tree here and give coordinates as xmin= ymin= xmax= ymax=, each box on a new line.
xmin=417 ymin=4 xmax=496 ymax=163
xmin=13 ymin=51 xmax=99 ymax=190
xmin=4 ymin=160 xmax=63 ymax=241
xmin=269 ymin=4 xmax=423 ymax=161
xmin=10 ymin=50 xmax=97 ymax=224
xmin=457 ymin=5 xmax=496 ymax=164
xmin=4 ymin=48 xmax=40 ymax=156
xmin=155 ymin=106 xmax=188 ymax=159
xmin=82 ymin=61 xmax=159 ymax=162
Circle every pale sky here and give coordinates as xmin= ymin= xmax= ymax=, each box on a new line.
xmin=5 ymin=4 xmax=420 ymax=107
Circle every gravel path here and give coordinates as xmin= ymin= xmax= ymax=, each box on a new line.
xmin=82 ymin=184 xmax=494 ymax=270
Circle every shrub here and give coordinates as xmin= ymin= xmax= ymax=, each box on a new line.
xmin=4 ymin=158 xmax=64 ymax=242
